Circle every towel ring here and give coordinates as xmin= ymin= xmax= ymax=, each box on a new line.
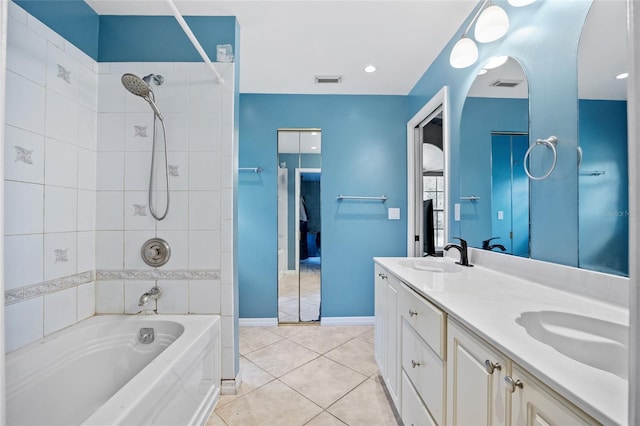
xmin=523 ymin=136 xmax=558 ymax=181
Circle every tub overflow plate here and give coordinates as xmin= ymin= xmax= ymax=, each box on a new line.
xmin=141 ymin=238 xmax=171 ymax=267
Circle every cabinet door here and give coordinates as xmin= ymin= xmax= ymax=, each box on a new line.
xmin=447 ymin=319 xmax=510 ymax=426
xmin=374 ymin=264 xmax=387 ymax=374
xmin=385 ymin=274 xmax=400 ymax=406
xmin=402 ymin=370 xmax=438 ymax=426
xmin=510 ymin=365 xmax=596 ymax=426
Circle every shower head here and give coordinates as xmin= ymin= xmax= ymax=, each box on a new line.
xmin=121 ymin=73 xmax=164 ymax=120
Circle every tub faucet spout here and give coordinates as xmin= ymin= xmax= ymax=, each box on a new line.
xmin=138 ymin=286 xmax=163 ymax=307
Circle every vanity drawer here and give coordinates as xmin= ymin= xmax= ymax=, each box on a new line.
xmin=400 ymin=283 xmax=446 ymax=359
xmin=402 ymin=321 xmax=445 ymax=426
xmin=401 ymin=370 xmax=438 ymax=426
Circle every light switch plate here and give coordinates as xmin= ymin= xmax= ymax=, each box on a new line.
xmin=388 ymin=208 xmax=400 ymax=220
xmin=454 ymin=203 xmax=460 ymax=221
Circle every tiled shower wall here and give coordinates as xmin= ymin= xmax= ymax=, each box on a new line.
xmin=4 ymin=2 xmax=97 ymax=352
xmin=95 ymin=61 xmax=237 ymax=380
xmin=4 ymin=2 xmax=238 ymax=382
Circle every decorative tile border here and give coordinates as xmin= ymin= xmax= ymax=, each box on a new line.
xmin=96 ymin=269 xmax=220 ymax=281
xmin=5 ymin=271 xmax=95 ymax=305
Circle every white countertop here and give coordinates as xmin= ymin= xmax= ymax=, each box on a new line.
xmin=374 ymin=256 xmax=629 ymax=425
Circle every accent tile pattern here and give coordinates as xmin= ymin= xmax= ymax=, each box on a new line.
xmin=133 ymin=204 xmax=147 ymax=216
xmin=54 ymin=248 xmax=68 ymax=263
xmin=5 ymin=271 xmax=94 ymax=305
xmin=168 ymin=164 xmax=180 ymax=177
xmin=134 ymin=125 xmax=148 ymax=137
xmin=96 ymin=269 xmax=220 ymax=280
xmin=56 ymin=64 xmax=70 ymax=84
xmin=14 ymin=146 xmax=33 ymax=164
xmin=210 ymin=325 xmax=400 ymax=426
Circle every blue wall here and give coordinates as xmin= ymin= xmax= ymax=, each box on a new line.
xmin=239 ymin=95 xmax=408 ymax=318
xmin=408 ymin=0 xmax=591 ymax=267
xmin=578 ymin=100 xmax=628 ymax=275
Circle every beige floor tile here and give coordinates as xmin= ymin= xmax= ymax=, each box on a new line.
xmin=334 ymin=325 xmax=373 ymax=338
xmin=215 ymin=380 xmax=323 ymax=426
xmin=205 ymin=411 xmax=227 ymax=426
xmin=239 ymin=327 xmax=283 ymax=355
xmin=304 ymin=412 xmax=347 ymax=426
xmin=217 ymin=357 xmax=275 ymax=407
xmin=327 ymin=378 xmax=400 ymax=426
xmin=324 ymin=337 xmax=379 ymax=377
xmin=281 ymin=356 xmax=367 ymax=408
xmin=358 ymin=327 xmax=375 ymax=345
xmin=270 ymin=324 xmax=309 ymax=338
xmin=244 ymin=339 xmax=319 ymax=377
xmin=289 ymin=326 xmax=354 ymax=354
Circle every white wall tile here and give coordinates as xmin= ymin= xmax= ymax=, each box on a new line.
xmin=4 ymin=234 xmax=44 ymax=290
xmin=4 ymin=125 xmax=45 ymax=184
xmin=221 ymin=316 xmax=233 ymax=347
xmin=124 ymin=230 xmax=156 ymax=269
xmin=124 ymin=113 xmax=154 ymax=152
xmin=77 ymin=282 xmax=96 ymax=321
xmin=189 ymin=280 xmax=221 ymax=314
xmin=189 ymin=152 xmax=220 ymax=190
xmin=97 ymin=151 xmax=124 ymax=190
xmin=189 ymin=113 xmax=221 ymax=152
xmin=44 ymin=232 xmax=77 ymax=280
xmin=189 ymin=75 xmax=222 ymax=113
xmin=124 ymin=191 xmax=156 ymax=230
xmin=174 ymin=63 xmax=206 ymax=75
xmin=77 ymin=189 xmax=96 ymax=231
xmin=157 ymin=191 xmax=188 ymax=231
xmin=6 ymin=71 xmax=45 ymax=134
xmin=97 ymin=113 xmax=125 ymax=152
xmin=110 ymin=62 xmax=142 ymax=75
xmin=140 ymin=62 xmax=175 ymax=76
xmin=189 ymin=230 xmax=220 ymax=269
xmin=5 ymin=181 xmax=44 ymax=235
xmin=156 ymin=230 xmax=189 ymax=269
xmin=221 ymin=251 xmax=233 ymax=286
xmin=46 ymin=42 xmax=79 ymax=101
xmin=221 ymin=189 xmax=233 ymax=222
xmin=74 ymin=62 xmax=98 ymax=111
xmin=44 ymin=287 xmax=77 ymax=335
xmin=8 ymin=1 xmax=27 ymax=24
xmin=44 ymin=186 xmax=77 ymax=233
xmin=156 ymin=74 xmax=188 ymax=113
xmin=125 ymin=88 xmax=153 ymax=114
xmin=167 ymin=151 xmax=189 ymax=190
xmin=124 ymin=151 xmax=151 ymax=191
xmin=96 ymin=191 xmax=124 ymax=230
xmin=220 ymin=155 xmax=234 ymax=189
xmin=78 ymin=106 xmax=97 ymax=152
xmin=189 ymin=191 xmax=220 ymax=230
xmin=27 ymin=14 xmax=63 ymax=49
xmin=222 ymin=347 xmax=236 ymax=379
xmin=95 ymin=280 xmax=124 ymax=313
xmin=221 ymin=284 xmax=234 ymax=316
xmin=95 ymin=231 xmax=123 ymax=269
xmin=78 ymin=147 xmax=96 ymax=191
xmin=98 ymin=73 xmax=126 ymax=113
xmin=125 ymin=281 xmax=156 ymax=314
xmin=163 ymin=113 xmax=189 ymax=152
xmin=7 ymin=16 xmax=47 ymax=85
xmin=221 ymin=218 xmax=233 ymax=253
xmin=44 ymin=138 xmax=78 ymax=188
xmin=156 ymin=281 xmax=188 ymax=314
xmin=5 ymin=297 xmax=44 ymax=352
xmin=45 ymin=90 xmax=79 ymax=145
xmin=77 ymin=231 xmax=95 ymax=272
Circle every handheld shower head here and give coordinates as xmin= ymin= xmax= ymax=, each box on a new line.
xmin=121 ymin=73 xmax=164 ymax=120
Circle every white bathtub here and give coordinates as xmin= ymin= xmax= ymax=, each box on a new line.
xmin=6 ymin=315 xmax=221 ymax=426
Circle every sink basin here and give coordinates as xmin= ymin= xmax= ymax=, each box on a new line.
xmin=516 ymin=311 xmax=628 ymax=378
xmin=398 ymin=259 xmax=462 ymax=273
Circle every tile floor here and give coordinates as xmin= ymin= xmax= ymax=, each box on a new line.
xmin=206 ymin=325 xmax=400 ymax=426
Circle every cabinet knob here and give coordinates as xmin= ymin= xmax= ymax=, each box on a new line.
xmin=504 ymin=376 xmax=524 ymax=393
xmin=377 ymin=273 xmax=387 ymax=279
xmin=408 ymin=309 xmax=418 ymax=317
xmin=484 ymin=359 xmax=502 ymax=374
xmin=411 ymin=360 xmax=421 ymax=368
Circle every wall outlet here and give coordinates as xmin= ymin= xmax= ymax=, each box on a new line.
xmin=388 ymin=208 xmax=400 ymax=220
xmin=454 ymin=203 xmax=460 ymax=221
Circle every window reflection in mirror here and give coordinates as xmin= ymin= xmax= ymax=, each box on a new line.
xmin=577 ymin=0 xmax=628 ymax=276
xmin=422 ymin=112 xmax=445 ymax=254
xmin=459 ymin=57 xmax=530 ymax=256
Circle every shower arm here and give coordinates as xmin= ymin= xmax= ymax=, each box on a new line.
xmin=164 ymin=0 xmax=224 ymax=84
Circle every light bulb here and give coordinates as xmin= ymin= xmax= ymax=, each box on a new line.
xmin=475 ymin=5 xmax=510 ymax=43
xmin=478 ymin=69 xmax=488 ymax=75
xmin=364 ymin=65 xmax=376 ymax=73
xmin=616 ymin=72 xmax=629 ymax=80
xmin=450 ymin=38 xmax=479 ymax=69
xmin=508 ymin=0 xmax=536 ymax=6
xmin=483 ymin=56 xmax=509 ymax=70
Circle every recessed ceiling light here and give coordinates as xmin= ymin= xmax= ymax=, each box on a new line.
xmin=364 ymin=65 xmax=376 ymax=73
xmin=310 ymin=146 xmax=317 ymax=150
xmin=616 ymin=72 xmax=629 ymax=80
xmin=478 ymin=69 xmax=488 ymax=75
xmin=483 ymin=55 xmax=509 ymax=70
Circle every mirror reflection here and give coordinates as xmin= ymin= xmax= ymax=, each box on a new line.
xmin=577 ymin=0 xmax=628 ymax=276
xmin=277 ymin=129 xmax=322 ymax=323
xmin=422 ymin=110 xmax=445 ymax=255
xmin=459 ymin=57 xmax=530 ymax=256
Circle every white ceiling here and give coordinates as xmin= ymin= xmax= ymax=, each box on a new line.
xmin=85 ymin=0 xmax=477 ymax=95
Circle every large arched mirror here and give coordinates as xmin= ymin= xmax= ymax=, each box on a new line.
xmin=577 ymin=0 xmax=628 ymax=276
xmin=459 ymin=57 xmax=530 ymax=254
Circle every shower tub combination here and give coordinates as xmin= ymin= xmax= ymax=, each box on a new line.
xmin=6 ymin=315 xmax=221 ymax=425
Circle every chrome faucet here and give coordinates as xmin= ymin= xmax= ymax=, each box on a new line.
xmin=482 ymin=237 xmax=507 ymax=252
xmin=444 ymin=237 xmax=473 ymax=267
xmin=138 ymin=285 xmax=163 ymax=307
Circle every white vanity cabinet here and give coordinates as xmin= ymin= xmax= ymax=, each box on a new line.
xmin=374 ymin=263 xmax=401 ymax=408
xmin=447 ymin=319 xmax=510 ymax=426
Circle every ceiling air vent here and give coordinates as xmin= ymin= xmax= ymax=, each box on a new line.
xmin=490 ymin=79 xmax=522 ymax=88
xmin=315 ymin=75 xmax=342 ymax=84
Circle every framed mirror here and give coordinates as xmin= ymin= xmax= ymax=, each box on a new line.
xmin=277 ymin=129 xmax=323 ymax=323
xmin=577 ymin=0 xmax=628 ymax=276
xmin=459 ymin=57 xmax=530 ymax=254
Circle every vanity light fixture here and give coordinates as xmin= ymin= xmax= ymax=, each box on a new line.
xmin=450 ymin=37 xmax=479 ymax=69
xmin=478 ymin=69 xmax=488 ymax=75
xmin=483 ymin=55 xmax=509 ymax=69
xmin=616 ymin=72 xmax=629 ymax=80
xmin=507 ymin=0 xmax=537 ymax=6
xmin=364 ymin=65 xmax=377 ymax=73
